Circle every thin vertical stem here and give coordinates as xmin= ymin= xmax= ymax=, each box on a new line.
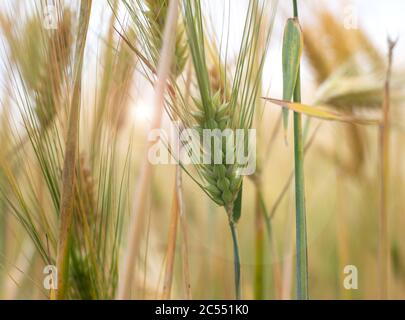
xmin=178 ymin=166 xmax=192 ymax=299
xmin=254 ymin=187 xmax=265 ymax=300
xmin=257 ymin=188 xmax=282 ymax=299
xmin=293 ymin=76 xmax=308 ymax=300
xmin=55 ymin=0 xmax=92 ymax=300
xmin=179 ymin=63 xmax=192 ymax=299
xmin=292 ymin=0 xmax=308 ymax=300
xmin=161 ymin=175 xmax=180 ymax=299
xmin=117 ymin=0 xmax=179 ymax=299
xmin=229 ymin=221 xmax=241 ymax=300
xmin=293 ymin=0 xmax=298 ymax=17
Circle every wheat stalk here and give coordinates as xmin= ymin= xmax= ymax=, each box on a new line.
xmin=161 ymin=173 xmax=180 ymax=299
xmin=55 ymin=0 xmax=92 ymax=300
xmin=117 ymin=0 xmax=179 ymax=299
xmin=292 ymin=0 xmax=309 ymax=300
xmin=282 ymin=0 xmax=308 ymax=300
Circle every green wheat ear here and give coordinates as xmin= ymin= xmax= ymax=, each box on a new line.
xmin=192 ymin=91 xmax=242 ymax=209
xmin=145 ymin=0 xmax=188 ymax=77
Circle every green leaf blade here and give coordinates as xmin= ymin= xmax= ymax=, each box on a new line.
xmin=263 ymin=98 xmax=380 ymax=125
xmin=282 ymin=17 xmax=303 ymax=136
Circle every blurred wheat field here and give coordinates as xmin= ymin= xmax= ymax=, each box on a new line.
xmin=0 ymin=0 xmax=405 ymax=300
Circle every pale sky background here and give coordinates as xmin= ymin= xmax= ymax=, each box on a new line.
xmin=1 ymin=0 xmax=404 ymax=121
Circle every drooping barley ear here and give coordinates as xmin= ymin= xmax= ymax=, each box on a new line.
xmin=378 ymin=37 xmax=397 ymax=300
xmin=55 ymin=0 xmax=92 ymax=300
xmin=302 ymin=10 xmax=383 ymax=176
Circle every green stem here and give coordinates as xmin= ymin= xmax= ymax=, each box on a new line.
xmin=229 ymin=221 xmax=241 ymax=300
xmin=292 ymin=0 xmax=309 ymax=300
xmin=293 ymin=90 xmax=309 ymax=300
xmin=254 ymin=188 xmax=265 ymax=300
xmin=258 ymin=186 xmax=282 ymax=299
xmin=293 ymin=0 xmax=299 ymax=17
xmin=293 ymin=70 xmax=309 ymax=300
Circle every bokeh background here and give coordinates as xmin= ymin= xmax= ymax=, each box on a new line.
xmin=0 ymin=0 xmax=404 ymax=300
